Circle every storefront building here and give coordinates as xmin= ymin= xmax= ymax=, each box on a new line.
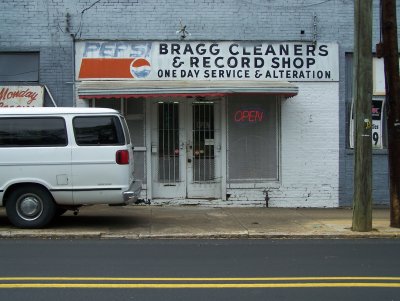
xmin=1 ymin=0 xmax=397 ymax=207
xmin=74 ymin=41 xmax=339 ymax=206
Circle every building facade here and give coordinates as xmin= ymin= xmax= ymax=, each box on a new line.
xmin=0 ymin=0 xmax=395 ymax=207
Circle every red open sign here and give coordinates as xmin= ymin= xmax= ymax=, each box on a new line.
xmin=234 ymin=109 xmax=264 ymax=123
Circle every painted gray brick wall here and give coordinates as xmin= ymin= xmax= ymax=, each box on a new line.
xmin=0 ymin=0 xmax=396 ymax=206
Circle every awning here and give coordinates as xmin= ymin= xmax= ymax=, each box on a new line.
xmin=77 ymin=80 xmax=298 ymax=99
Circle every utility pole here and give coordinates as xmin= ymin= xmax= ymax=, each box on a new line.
xmin=352 ymin=0 xmax=373 ymax=232
xmin=380 ymin=0 xmax=400 ymax=228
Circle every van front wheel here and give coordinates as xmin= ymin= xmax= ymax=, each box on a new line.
xmin=6 ymin=186 xmax=56 ymax=229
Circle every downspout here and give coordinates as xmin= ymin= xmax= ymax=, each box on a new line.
xmin=66 ymin=12 xmax=76 ymax=107
xmin=72 ymin=35 xmax=76 ymax=107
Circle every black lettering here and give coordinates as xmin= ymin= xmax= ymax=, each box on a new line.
xmin=319 ymin=45 xmax=329 ymax=56
xmin=254 ymin=57 xmax=264 ymax=68
xmin=190 ymin=57 xmax=199 ymax=67
xmin=203 ymin=57 xmax=211 ymax=68
xmin=227 ymin=57 xmax=238 ymax=68
xmin=242 ymin=57 xmax=250 ymax=68
xmin=215 ymin=57 xmax=224 ymax=68
xmin=196 ymin=43 xmax=206 ymax=55
xmin=229 ymin=44 xmax=239 ymax=55
xmin=280 ymin=44 xmax=289 ymax=55
xmin=172 ymin=57 xmax=184 ymax=68
xmin=171 ymin=43 xmax=181 ymax=55
xmin=210 ymin=43 xmax=220 ymax=55
xmin=306 ymin=44 xmax=316 ymax=56
xmin=243 ymin=46 xmax=251 ymax=55
xmin=293 ymin=58 xmax=304 ymax=68
xmin=254 ymin=45 xmax=262 ymax=55
xmin=265 ymin=45 xmax=276 ymax=55
xmin=282 ymin=57 xmax=291 ymax=68
xmin=183 ymin=44 xmax=194 ymax=55
xmin=307 ymin=58 xmax=316 ymax=68
xmin=159 ymin=43 xmax=168 ymax=55
xmin=271 ymin=57 xmax=280 ymax=68
xmin=294 ymin=44 xmax=303 ymax=55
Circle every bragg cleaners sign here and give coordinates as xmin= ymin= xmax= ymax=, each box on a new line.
xmin=0 ymin=86 xmax=44 ymax=107
xmin=75 ymin=41 xmax=338 ymax=82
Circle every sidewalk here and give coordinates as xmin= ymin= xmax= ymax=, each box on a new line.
xmin=0 ymin=205 xmax=399 ymax=239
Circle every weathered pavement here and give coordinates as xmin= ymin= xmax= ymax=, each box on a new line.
xmin=0 ymin=206 xmax=399 ymax=239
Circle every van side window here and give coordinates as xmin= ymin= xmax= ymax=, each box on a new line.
xmin=0 ymin=117 xmax=67 ymax=147
xmin=73 ymin=116 xmax=125 ymax=146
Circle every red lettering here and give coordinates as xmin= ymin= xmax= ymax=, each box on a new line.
xmin=256 ymin=111 xmax=263 ymax=122
xmin=372 ymin=108 xmax=379 ymax=114
xmin=0 ymin=87 xmax=38 ymax=104
xmin=234 ymin=109 xmax=264 ymax=123
xmin=234 ymin=111 xmax=242 ymax=122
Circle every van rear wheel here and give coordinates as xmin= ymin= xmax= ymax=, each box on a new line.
xmin=6 ymin=186 xmax=56 ymax=229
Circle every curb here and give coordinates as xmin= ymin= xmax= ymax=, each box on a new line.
xmin=1 ymin=231 xmax=399 ymax=240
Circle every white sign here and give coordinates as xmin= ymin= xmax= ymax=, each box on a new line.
xmin=0 ymin=86 xmax=44 ymax=107
xmin=76 ymin=41 xmax=339 ymax=82
xmin=349 ymin=99 xmax=385 ymax=149
xmin=373 ymin=58 xmax=385 ymax=95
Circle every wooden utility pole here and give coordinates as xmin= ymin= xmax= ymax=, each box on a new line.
xmin=352 ymin=0 xmax=373 ymax=232
xmin=381 ymin=0 xmax=400 ymax=228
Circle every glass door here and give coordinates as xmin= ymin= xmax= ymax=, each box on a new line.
xmin=186 ymin=100 xmax=222 ymax=198
xmin=151 ymin=98 xmax=221 ymax=199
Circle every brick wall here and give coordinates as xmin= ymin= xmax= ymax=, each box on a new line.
xmin=1 ymin=0 xmax=396 ymax=207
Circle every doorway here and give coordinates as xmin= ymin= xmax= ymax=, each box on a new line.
xmin=150 ymin=97 xmax=222 ymax=199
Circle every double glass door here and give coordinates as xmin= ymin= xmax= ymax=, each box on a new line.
xmin=151 ymin=98 xmax=222 ymax=199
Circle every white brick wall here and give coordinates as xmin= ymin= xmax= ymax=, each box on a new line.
xmin=278 ymin=82 xmax=339 ymax=207
xmin=226 ymin=82 xmax=339 ymax=208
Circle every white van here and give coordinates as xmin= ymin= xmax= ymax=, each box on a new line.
xmin=0 ymin=107 xmax=142 ymax=228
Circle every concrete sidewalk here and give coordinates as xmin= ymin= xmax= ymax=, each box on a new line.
xmin=0 ymin=206 xmax=399 ymax=239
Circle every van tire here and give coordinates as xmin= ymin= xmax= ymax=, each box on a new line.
xmin=6 ymin=186 xmax=56 ymax=229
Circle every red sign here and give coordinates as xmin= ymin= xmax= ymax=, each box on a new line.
xmin=234 ymin=109 xmax=264 ymax=123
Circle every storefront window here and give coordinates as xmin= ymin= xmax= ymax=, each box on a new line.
xmin=227 ymin=95 xmax=279 ymax=181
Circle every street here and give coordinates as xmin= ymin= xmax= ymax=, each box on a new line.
xmin=0 ymin=239 xmax=398 ymax=300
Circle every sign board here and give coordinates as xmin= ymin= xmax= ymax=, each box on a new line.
xmin=373 ymin=58 xmax=385 ymax=95
xmin=349 ymin=99 xmax=385 ymax=149
xmin=373 ymin=57 xmax=400 ymax=95
xmin=75 ymin=41 xmax=339 ymax=82
xmin=0 ymin=86 xmax=44 ymax=107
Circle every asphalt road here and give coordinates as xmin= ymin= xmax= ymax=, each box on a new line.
xmin=0 ymin=239 xmax=399 ymax=301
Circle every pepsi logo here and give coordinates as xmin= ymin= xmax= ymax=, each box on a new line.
xmin=130 ymin=58 xmax=151 ymax=78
